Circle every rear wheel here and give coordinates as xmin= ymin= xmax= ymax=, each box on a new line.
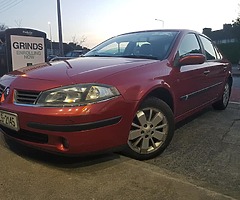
xmin=124 ymin=97 xmax=175 ymax=160
xmin=212 ymin=82 xmax=231 ymax=110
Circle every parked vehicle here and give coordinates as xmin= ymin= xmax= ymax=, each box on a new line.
xmin=65 ymin=50 xmax=88 ymax=57
xmin=50 ymin=50 xmax=89 ymax=62
xmin=47 ymin=54 xmax=57 ymax=62
xmin=0 ymin=29 xmax=232 ymax=160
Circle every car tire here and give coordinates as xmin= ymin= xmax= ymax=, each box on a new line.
xmin=123 ymin=97 xmax=175 ymax=160
xmin=212 ymin=81 xmax=231 ymax=110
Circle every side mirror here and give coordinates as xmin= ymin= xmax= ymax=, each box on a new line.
xmin=178 ymin=53 xmax=205 ymax=67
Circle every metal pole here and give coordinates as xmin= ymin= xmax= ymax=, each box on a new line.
xmin=48 ymin=22 xmax=53 ymax=55
xmin=57 ymin=0 xmax=64 ymax=56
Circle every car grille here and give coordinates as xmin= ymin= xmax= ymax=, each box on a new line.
xmin=0 ymin=84 xmax=5 ymax=97
xmin=14 ymin=90 xmax=40 ymax=105
xmin=0 ymin=125 xmax=48 ymax=144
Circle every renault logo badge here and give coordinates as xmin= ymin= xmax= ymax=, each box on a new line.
xmin=1 ymin=87 xmax=10 ymax=102
xmin=4 ymin=87 xmax=10 ymax=97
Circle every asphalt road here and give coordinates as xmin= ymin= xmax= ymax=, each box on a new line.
xmin=0 ymin=70 xmax=240 ymax=200
xmin=146 ymin=103 xmax=240 ymax=199
xmin=231 ymin=68 xmax=240 ymax=103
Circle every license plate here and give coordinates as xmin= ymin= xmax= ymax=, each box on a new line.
xmin=0 ymin=110 xmax=19 ymax=131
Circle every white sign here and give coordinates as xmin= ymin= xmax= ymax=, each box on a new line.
xmin=10 ymin=35 xmax=45 ymax=70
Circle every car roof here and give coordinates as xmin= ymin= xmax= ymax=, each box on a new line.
xmin=104 ymin=29 xmax=201 ymax=42
xmin=117 ymin=29 xmax=198 ymax=36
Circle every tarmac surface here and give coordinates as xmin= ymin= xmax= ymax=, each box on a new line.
xmin=231 ymin=65 xmax=240 ymax=103
xmin=0 ymin=66 xmax=240 ymax=200
xmin=146 ymin=103 xmax=240 ymax=200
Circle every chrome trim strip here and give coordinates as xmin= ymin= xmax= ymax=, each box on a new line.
xmin=180 ymin=82 xmax=223 ymax=101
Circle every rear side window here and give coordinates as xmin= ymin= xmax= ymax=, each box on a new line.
xmin=199 ymin=35 xmax=217 ymax=60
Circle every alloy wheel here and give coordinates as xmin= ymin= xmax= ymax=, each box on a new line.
xmin=223 ymin=83 xmax=230 ymax=107
xmin=128 ymin=107 xmax=169 ymax=154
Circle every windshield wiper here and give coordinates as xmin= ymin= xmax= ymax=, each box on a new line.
xmin=122 ymin=55 xmax=159 ymax=60
xmin=84 ymin=54 xmax=159 ymax=60
xmin=84 ymin=54 xmax=117 ymax=58
xmin=84 ymin=54 xmax=104 ymax=57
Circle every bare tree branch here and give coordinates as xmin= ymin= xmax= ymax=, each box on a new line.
xmin=0 ymin=23 xmax=8 ymax=30
xmin=15 ymin=19 xmax=22 ymax=27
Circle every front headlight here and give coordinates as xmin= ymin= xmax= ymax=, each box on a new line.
xmin=36 ymin=84 xmax=120 ymax=107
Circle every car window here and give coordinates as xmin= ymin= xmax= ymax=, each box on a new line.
xmin=178 ymin=33 xmax=201 ymax=57
xmin=72 ymin=52 xmax=80 ymax=57
xmin=65 ymin=51 xmax=83 ymax=57
xmin=65 ymin=52 xmax=72 ymax=57
xmin=199 ymin=35 xmax=217 ymax=60
xmin=85 ymin=31 xmax=179 ymax=60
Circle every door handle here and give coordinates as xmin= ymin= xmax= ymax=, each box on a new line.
xmin=222 ymin=63 xmax=229 ymax=71
xmin=204 ymin=70 xmax=210 ymax=75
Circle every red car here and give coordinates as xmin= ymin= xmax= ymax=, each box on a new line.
xmin=0 ymin=30 xmax=232 ymax=160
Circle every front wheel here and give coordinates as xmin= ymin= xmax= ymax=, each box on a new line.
xmin=212 ymin=81 xmax=231 ymax=110
xmin=123 ymin=97 xmax=175 ymax=160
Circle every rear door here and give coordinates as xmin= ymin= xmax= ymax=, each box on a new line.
xmin=173 ymin=33 xmax=211 ymax=117
xmin=198 ymin=35 xmax=229 ymax=100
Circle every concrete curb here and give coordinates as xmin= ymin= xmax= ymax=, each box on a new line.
xmin=126 ymin=158 xmax=237 ymax=200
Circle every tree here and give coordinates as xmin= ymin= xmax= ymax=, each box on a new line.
xmin=15 ymin=19 xmax=22 ymax=28
xmin=232 ymin=17 xmax=240 ymax=26
xmin=232 ymin=17 xmax=240 ymax=42
xmin=0 ymin=23 xmax=8 ymax=31
xmin=79 ymin=35 xmax=87 ymax=46
xmin=69 ymin=35 xmax=88 ymax=50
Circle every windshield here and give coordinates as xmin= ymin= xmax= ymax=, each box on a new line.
xmin=85 ymin=30 xmax=179 ymax=60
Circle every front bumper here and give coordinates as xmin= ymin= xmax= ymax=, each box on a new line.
xmin=0 ymin=96 xmax=138 ymax=155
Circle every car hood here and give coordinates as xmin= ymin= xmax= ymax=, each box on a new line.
xmin=3 ymin=57 xmax=158 ymax=91
xmin=67 ymin=57 xmax=158 ymax=83
xmin=9 ymin=57 xmax=158 ymax=84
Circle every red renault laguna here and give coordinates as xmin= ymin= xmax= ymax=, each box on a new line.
xmin=0 ymin=30 xmax=232 ymax=160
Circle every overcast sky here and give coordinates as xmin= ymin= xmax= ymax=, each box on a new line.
xmin=1 ymin=0 xmax=239 ymax=48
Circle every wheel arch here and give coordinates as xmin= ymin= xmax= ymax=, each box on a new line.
xmin=228 ymin=74 xmax=233 ymax=87
xmin=143 ymin=87 xmax=175 ymax=114
xmin=227 ymin=74 xmax=233 ymax=96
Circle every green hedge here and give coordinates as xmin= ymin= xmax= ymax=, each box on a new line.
xmin=217 ymin=43 xmax=240 ymax=64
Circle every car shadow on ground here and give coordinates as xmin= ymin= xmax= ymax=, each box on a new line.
xmin=175 ymin=106 xmax=213 ymax=130
xmin=2 ymin=134 xmax=121 ymax=168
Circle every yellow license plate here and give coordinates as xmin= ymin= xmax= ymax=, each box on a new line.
xmin=0 ymin=110 xmax=19 ymax=131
